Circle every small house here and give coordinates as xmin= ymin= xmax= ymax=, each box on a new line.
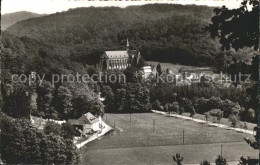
xmin=142 ymin=66 xmax=153 ymax=79
xmin=68 ymin=112 xmax=100 ymax=135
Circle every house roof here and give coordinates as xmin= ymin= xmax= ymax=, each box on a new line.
xmin=104 ymin=51 xmax=129 ymax=59
xmin=68 ymin=112 xmax=99 ymax=125
xmin=102 ymin=50 xmax=140 ymax=59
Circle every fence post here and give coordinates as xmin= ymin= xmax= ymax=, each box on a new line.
xmin=80 ymin=140 xmax=82 ymax=151
xmin=183 ymin=130 xmax=185 ymax=145
xmin=101 ymin=122 xmax=103 ymax=133
xmin=221 ymin=144 xmax=223 ymax=157
xmin=130 ymin=113 xmax=131 ymax=123
xmin=153 ymin=119 xmax=155 ymax=132
xmin=114 ymin=120 xmax=115 ymax=130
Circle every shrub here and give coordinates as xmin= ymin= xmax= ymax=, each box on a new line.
xmin=190 ymin=108 xmax=196 ymax=118
xmin=221 ymin=99 xmax=237 ymax=117
xmin=208 ymin=97 xmax=222 ymax=110
xmin=172 ymin=153 xmax=183 ymax=165
xmin=229 ymin=115 xmax=240 ymax=128
xmin=245 ymin=108 xmax=255 ymax=122
xmin=61 ymin=122 xmax=76 ymax=139
xmin=44 ymin=121 xmax=62 ymax=135
xmin=200 ymin=160 xmax=210 ymax=165
xmin=215 ymin=155 xmax=227 ymax=165
xmin=195 ymin=97 xmax=246 ymax=120
xmin=153 ymin=100 xmax=164 ymax=111
xmin=239 ymin=156 xmax=259 ymax=165
xmin=172 ymin=102 xmax=180 ymax=113
xmin=180 ymin=98 xmax=194 ymax=114
xmin=231 ymin=104 xmax=243 ymax=116
xmin=242 ymin=122 xmax=248 ymax=131
xmin=209 ymin=109 xmax=223 ymax=123
xmin=178 ymin=107 xmax=184 ymax=115
xmin=164 ymin=103 xmax=170 ymax=113
xmin=204 ymin=112 xmax=210 ymax=122
xmin=195 ymin=97 xmax=209 ymax=114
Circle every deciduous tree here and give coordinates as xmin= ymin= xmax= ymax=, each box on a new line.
xmin=206 ymin=1 xmax=259 ymax=51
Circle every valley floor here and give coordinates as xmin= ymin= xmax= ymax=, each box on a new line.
xmin=80 ymin=113 xmax=258 ymax=165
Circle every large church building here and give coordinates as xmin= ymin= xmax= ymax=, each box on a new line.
xmin=99 ymin=39 xmax=141 ymax=71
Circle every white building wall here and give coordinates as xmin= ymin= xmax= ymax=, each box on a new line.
xmin=91 ymin=122 xmax=100 ymax=131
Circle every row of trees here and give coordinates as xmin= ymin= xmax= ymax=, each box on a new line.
xmin=173 ymin=153 xmax=229 ymax=165
xmin=152 ymin=95 xmax=254 ymax=124
xmin=37 ymin=81 xmax=104 ymax=120
xmin=173 ymin=153 xmax=259 ymax=165
xmin=147 ymin=80 xmax=257 ymax=123
xmin=2 ymin=81 xmax=105 ymax=120
xmin=196 ymin=96 xmax=256 ymax=123
xmin=195 ymin=97 xmax=243 ymax=118
xmin=36 ymin=81 xmax=101 ymax=119
xmin=149 ymin=83 xmax=248 ymax=107
xmin=98 ymin=65 xmax=256 ymax=123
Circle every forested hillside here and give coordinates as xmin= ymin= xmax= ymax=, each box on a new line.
xmin=2 ymin=4 xmax=223 ymax=75
xmin=1 ymin=4 xmax=258 ymax=164
xmin=1 ymin=11 xmax=43 ymax=31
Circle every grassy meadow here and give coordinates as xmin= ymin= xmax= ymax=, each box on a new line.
xmin=81 ymin=113 xmax=257 ymax=164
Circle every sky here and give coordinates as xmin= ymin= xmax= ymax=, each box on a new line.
xmin=2 ymin=0 xmax=244 ymax=15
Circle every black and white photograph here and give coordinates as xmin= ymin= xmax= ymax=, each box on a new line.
xmin=1 ymin=0 xmax=259 ymax=164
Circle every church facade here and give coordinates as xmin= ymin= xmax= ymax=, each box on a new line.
xmin=99 ymin=39 xmax=141 ymax=71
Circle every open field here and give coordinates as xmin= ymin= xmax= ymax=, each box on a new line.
xmin=181 ymin=112 xmax=256 ymax=132
xmin=81 ymin=113 xmax=257 ymax=165
xmin=146 ymin=61 xmax=213 ymax=72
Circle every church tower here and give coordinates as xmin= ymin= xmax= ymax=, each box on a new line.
xmin=126 ymin=38 xmax=129 ymax=52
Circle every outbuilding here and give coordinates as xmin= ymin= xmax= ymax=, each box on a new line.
xmin=68 ymin=112 xmax=100 ymax=135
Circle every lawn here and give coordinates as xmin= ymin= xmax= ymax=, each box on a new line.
xmin=81 ymin=113 xmax=257 ymax=165
xmin=146 ymin=61 xmax=212 ymax=72
xmin=181 ymin=112 xmax=256 ymax=131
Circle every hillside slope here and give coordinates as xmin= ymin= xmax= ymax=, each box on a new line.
xmin=2 ymin=4 xmax=221 ymax=77
xmin=6 ymin=5 xmax=214 ymax=43
xmin=2 ymin=11 xmax=44 ymax=31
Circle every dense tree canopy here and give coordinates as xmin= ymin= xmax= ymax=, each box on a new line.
xmin=2 ymin=3 xmax=258 ymax=164
xmin=206 ymin=1 xmax=259 ymax=51
xmin=2 ymin=4 xmax=222 ymax=74
xmin=0 ymin=113 xmax=80 ymax=164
